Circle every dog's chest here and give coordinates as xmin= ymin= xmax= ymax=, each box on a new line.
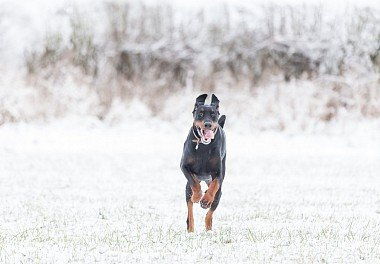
xmin=194 ymin=174 xmax=212 ymax=183
xmin=190 ymin=154 xmax=215 ymax=182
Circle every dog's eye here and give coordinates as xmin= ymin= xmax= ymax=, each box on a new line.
xmin=211 ymin=113 xmax=216 ymax=118
xmin=198 ymin=113 xmax=203 ymax=118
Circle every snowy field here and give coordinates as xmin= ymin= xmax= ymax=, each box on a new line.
xmin=0 ymin=0 xmax=379 ymax=262
xmin=0 ymin=120 xmax=379 ymax=263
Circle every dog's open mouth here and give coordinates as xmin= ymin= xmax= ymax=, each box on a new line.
xmin=196 ymin=126 xmax=217 ymax=143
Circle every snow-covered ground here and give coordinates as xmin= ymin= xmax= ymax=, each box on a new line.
xmin=0 ymin=119 xmax=379 ymax=263
xmin=0 ymin=0 xmax=379 ymax=262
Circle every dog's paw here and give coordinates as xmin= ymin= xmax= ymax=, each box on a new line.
xmin=200 ymin=193 xmax=214 ymax=209
xmin=191 ymin=191 xmax=202 ymax=203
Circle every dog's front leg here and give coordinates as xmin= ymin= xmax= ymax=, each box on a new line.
xmin=181 ymin=164 xmax=202 ymax=203
xmin=200 ymin=158 xmax=223 ymax=209
xmin=200 ymin=178 xmax=220 ymax=209
xmin=190 ymin=182 xmax=202 ymax=203
xmin=201 ymin=164 xmax=223 ymax=231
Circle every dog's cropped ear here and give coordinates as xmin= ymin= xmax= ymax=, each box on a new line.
xmin=196 ymin=94 xmax=208 ymax=105
xmin=211 ymin=94 xmax=220 ymax=113
xmin=192 ymin=94 xmax=208 ymax=114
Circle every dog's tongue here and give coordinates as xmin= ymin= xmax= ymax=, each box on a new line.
xmin=203 ymin=129 xmax=215 ymax=140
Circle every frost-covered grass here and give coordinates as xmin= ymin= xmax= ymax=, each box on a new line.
xmin=0 ymin=121 xmax=379 ymax=263
xmin=0 ymin=0 xmax=379 ymax=261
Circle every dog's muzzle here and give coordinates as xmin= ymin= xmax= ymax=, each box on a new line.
xmin=195 ymin=126 xmax=217 ymax=145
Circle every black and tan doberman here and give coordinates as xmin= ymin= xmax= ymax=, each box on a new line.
xmin=180 ymin=94 xmax=226 ymax=232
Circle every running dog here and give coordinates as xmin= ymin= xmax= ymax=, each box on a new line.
xmin=180 ymin=94 xmax=226 ymax=232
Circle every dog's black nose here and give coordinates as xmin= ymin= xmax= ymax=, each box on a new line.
xmin=204 ymin=122 xmax=212 ymax=128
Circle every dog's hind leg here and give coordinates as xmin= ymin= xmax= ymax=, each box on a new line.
xmin=205 ymin=209 xmax=213 ymax=231
xmin=205 ymin=189 xmax=222 ymax=231
xmin=187 ymin=201 xmax=194 ymax=232
xmin=186 ymin=182 xmax=195 ymax=232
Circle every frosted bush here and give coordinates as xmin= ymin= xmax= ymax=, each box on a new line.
xmin=0 ymin=0 xmax=379 ymax=130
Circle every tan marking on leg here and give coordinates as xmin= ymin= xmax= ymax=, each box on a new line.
xmin=200 ymin=179 xmax=219 ymax=208
xmin=207 ymin=179 xmax=219 ymax=197
xmin=191 ymin=182 xmax=202 ymax=203
xmin=205 ymin=210 xmax=214 ymax=231
xmin=187 ymin=201 xmax=194 ymax=232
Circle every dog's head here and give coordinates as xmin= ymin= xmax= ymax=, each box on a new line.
xmin=192 ymin=94 xmax=220 ymax=141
